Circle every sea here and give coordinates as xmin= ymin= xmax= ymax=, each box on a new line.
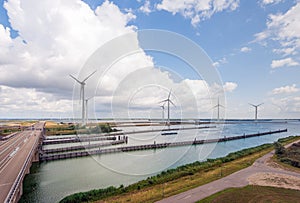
xmin=19 ymin=119 xmax=300 ymax=203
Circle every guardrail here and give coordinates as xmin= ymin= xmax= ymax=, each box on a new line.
xmin=4 ymin=132 xmax=40 ymax=203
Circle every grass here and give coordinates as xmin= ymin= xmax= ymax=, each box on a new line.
xmin=276 ymin=141 xmax=300 ymax=168
xmin=45 ymin=121 xmax=118 ymax=136
xmin=197 ymin=185 xmax=300 ymax=203
xmin=59 ymin=136 xmax=300 ymax=203
xmin=272 ymin=141 xmax=300 ymax=172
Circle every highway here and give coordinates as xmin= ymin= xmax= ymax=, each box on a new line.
xmin=0 ymin=122 xmax=44 ymax=203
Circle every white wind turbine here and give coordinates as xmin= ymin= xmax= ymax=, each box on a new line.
xmin=249 ymin=103 xmax=264 ymax=121
xmin=159 ymin=90 xmax=175 ymax=126
xmin=69 ymin=70 xmax=96 ymax=125
xmin=213 ymin=97 xmax=224 ymax=121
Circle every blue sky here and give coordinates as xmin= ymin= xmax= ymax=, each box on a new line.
xmin=0 ymin=0 xmax=299 ymax=119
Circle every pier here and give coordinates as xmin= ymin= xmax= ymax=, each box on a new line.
xmin=42 ymin=140 xmax=126 ymax=154
xmin=40 ymin=129 xmax=287 ymax=161
xmin=43 ymin=126 xmax=215 ymax=141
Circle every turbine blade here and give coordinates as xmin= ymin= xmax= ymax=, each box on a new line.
xmin=69 ymin=74 xmax=82 ymax=84
xmin=159 ymin=99 xmax=168 ymax=103
xmin=257 ymin=103 xmax=264 ymax=107
xmin=83 ymin=70 xmax=97 ymax=83
xmin=169 ymin=99 xmax=176 ymax=107
xmin=249 ymin=103 xmax=256 ymax=107
xmin=168 ymin=89 xmax=172 ymax=99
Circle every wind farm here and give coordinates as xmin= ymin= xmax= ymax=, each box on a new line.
xmin=1 ymin=1 xmax=299 ymax=203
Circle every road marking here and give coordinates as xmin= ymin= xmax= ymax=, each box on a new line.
xmin=9 ymin=147 xmax=19 ymax=158
xmin=182 ymin=195 xmax=192 ymax=199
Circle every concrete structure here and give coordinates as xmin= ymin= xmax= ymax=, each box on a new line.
xmin=0 ymin=122 xmax=45 ymax=203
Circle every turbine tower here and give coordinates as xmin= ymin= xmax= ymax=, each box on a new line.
xmin=69 ymin=70 xmax=96 ymax=125
xmin=85 ymin=96 xmax=93 ymax=125
xmin=213 ymin=97 xmax=224 ymax=121
xmin=160 ymin=105 xmax=165 ymax=121
xmin=160 ymin=90 xmax=175 ymax=125
xmin=249 ymin=103 xmax=263 ymax=121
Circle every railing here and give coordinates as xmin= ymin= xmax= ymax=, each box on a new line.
xmin=4 ymin=132 xmax=40 ymax=203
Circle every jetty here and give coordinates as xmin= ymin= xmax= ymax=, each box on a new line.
xmin=42 ymin=140 xmax=126 ymax=154
xmin=43 ymin=126 xmax=215 ymax=141
xmin=40 ymin=129 xmax=287 ymax=161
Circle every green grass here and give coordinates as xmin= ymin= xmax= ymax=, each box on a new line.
xmin=59 ymin=136 xmax=300 ymax=203
xmin=197 ymin=185 xmax=300 ymax=203
xmin=276 ymin=141 xmax=300 ymax=168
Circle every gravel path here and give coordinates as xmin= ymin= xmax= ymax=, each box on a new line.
xmin=156 ymin=141 xmax=300 ymax=203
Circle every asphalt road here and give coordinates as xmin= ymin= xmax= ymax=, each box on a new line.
xmin=157 ymin=140 xmax=300 ymax=203
xmin=0 ymin=122 xmax=43 ymax=202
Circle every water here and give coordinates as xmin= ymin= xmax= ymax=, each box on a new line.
xmin=20 ymin=121 xmax=300 ymax=203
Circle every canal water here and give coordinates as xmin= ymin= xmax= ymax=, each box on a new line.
xmin=20 ymin=120 xmax=300 ymax=203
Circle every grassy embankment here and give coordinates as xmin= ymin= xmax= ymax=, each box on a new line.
xmin=45 ymin=121 xmax=118 ymax=136
xmin=274 ymin=140 xmax=300 ymax=169
xmin=59 ymin=136 xmax=300 ymax=203
xmin=197 ymin=139 xmax=300 ymax=203
xmin=197 ymin=185 xmax=300 ymax=203
xmin=0 ymin=120 xmax=37 ymax=136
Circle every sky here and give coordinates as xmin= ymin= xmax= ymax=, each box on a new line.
xmin=0 ymin=0 xmax=299 ymax=119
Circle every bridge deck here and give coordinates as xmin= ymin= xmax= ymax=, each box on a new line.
xmin=0 ymin=122 xmax=44 ymax=203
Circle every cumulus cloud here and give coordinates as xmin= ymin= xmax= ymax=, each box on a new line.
xmin=0 ymin=85 xmax=73 ymax=118
xmin=271 ymin=84 xmax=299 ymax=95
xmin=156 ymin=0 xmax=239 ymax=27
xmin=240 ymin=46 xmax=251 ymax=53
xmin=270 ymin=96 xmax=300 ymax=115
xmin=0 ymin=0 xmax=138 ymax=95
xmin=0 ymin=0 xmax=236 ymax=118
xmin=260 ymin=0 xmax=284 ymax=6
xmin=139 ymin=0 xmax=152 ymax=14
xmin=271 ymin=58 xmax=299 ymax=69
xmin=223 ymin=82 xmax=238 ymax=92
xmin=255 ymin=2 xmax=300 ymax=66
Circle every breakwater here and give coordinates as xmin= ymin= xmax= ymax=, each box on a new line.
xmin=40 ymin=129 xmax=287 ymax=161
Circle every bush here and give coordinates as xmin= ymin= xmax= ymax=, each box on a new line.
xmin=274 ymin=142 xmax=285 ymax=156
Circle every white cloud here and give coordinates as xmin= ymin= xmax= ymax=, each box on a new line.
xmin=270 ymin=96 xmax=300 ymax=115
xmin=273 ymin=47 xmax=297 ymax=56
xmin=255 ymin=2 xmax=300 ymax=64
xmin=139 ymin=0 xmax=151 ymax=14
xmin=0 ymin=85 xmax=73 ymax=118
xmin=260 ymin=0 xmax=284 ymax=6
xmin=240 ymin=46 xmax=251 ymax=53
xmin=223 ymin=82 xmax=237 ymax=92
xmin=271 ymin=84 xmax=299 ymax=95
xmin=0 ymin=0 xmax=139 ymax=94
xmin=156 ymin=0 xmax=240 ymax=27
xmin=271 ymin=58 xmax=299 ymax=69
xmin=213 ymin=57 xmax=227 ymax=67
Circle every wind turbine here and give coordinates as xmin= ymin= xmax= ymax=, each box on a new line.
xmin=69 ymin=70 xmax=96 ymax=125
xmin=159 ymin=90 xmax=175 ymax=125
xmin=85 ymin=96 xmax=93 ymax=125
xmin=249 ymin=103 xmax=264 ymax=121
xmin=213 ymin=97 xmax=224 ymax=121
